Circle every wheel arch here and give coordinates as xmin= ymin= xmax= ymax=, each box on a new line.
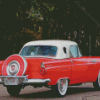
xmin=56 ymin=77 xmax=70 ymax=85
xmin=94 ymin=70 xmax=100 ymax=82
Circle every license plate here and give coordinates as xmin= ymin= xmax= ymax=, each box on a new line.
xmin=4 ymin=78 xmax=18 ymax=85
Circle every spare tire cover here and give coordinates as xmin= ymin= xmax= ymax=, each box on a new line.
xmin=2 ymin=54 xmax=27 ymax=76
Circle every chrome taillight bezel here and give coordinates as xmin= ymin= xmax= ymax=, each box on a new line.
xmin=40 ymin=63 xmax=47 ymax=75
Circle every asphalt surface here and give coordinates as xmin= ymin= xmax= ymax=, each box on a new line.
xmin=0 ymin=83 xmax=100 ymax=100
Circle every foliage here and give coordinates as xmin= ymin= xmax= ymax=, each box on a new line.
xmin=0 ymin=0 xmax=100 ymax=59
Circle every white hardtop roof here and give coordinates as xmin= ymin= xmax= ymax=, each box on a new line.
xmin=20 ymin=40 xmax=79 ymax=59
xmin=24 ymin=40 xmax=77 ymax=47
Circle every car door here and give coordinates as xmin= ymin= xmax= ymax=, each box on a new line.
xmin=86 ymin=57 xmax=99 ymax=82
xmin=69 ymin=45 xmax=88 ymax=83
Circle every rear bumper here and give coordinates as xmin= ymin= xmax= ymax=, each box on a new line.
xmin=0 ymin=75 xmax=51 ymax=85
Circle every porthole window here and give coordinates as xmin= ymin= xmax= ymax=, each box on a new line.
xmin=63 ymin=47 xmax=67 ymax=54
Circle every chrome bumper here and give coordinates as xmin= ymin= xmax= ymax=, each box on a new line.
xmin=0 ymin=76 xmax=51 ymax=85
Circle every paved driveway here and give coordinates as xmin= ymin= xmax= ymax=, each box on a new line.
xmin=0 ymin=83 xmax=100 ymax=100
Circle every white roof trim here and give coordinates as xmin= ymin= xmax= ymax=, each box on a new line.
xmin=24 ymin=40 xmax=77 ymax=47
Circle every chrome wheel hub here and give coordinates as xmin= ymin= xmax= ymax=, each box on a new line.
xmin=58 ymin=79 xmax=68 ymax=95
xmin=7 ymin=61 xmax=20 ymax=75
xmin=60 ymin=80 xmax=65 ymax=91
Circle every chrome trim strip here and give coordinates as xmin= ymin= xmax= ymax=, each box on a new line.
xmin=0 ymin=75 xmax=28 ymax=78
xmin=23 ymin=78 xmax=51 ymax=83
xmin=0 ymin=78 xmax=2 ymax=82
xmin=0 ymin=76 xmax=50 ymax=84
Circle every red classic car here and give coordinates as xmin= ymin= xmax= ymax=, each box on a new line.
xmin=0 ymin=40 xmax=100 ymax=97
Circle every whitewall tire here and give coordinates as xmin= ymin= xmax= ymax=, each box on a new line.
xmin=93 ymin=71 xmax=100 ymax=90
xmin=52 ymin=79 xmax=68 ymax=97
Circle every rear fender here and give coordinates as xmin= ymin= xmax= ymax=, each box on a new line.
xmin=46 ymin=66 xmax=71 ymax=85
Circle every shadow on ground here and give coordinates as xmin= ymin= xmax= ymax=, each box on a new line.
xmin=16 ymin=87 xmax=98 ymax=98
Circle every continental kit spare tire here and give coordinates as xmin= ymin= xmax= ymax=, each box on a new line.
xmin=2 ymin=54 xmax=27 ymax=76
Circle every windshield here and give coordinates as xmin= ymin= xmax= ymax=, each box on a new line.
xmin=20 ymin=45 xmax=57 ymax=57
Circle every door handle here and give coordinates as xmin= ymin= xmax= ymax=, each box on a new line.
xmin=71 ymin=60 xmax=73 ymax=63
xmin=92 ymin=60 xmax=96 ymax=63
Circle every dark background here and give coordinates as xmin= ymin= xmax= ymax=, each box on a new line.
xmin=0 ymin=0 xmax=100 ymax=60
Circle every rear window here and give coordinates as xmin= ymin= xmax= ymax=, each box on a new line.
xmin=20 ymin=45 xmax=57 ymax=57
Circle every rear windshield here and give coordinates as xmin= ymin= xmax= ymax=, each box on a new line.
xmin=20 ymin=45 xmax=57 ymax=57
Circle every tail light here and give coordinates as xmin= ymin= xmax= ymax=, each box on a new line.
xmin=40 ymin=63 xmax=47 ymax=75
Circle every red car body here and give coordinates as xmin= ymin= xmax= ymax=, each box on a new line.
xmin=0 ymin=40 xmax=100 ymax=96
